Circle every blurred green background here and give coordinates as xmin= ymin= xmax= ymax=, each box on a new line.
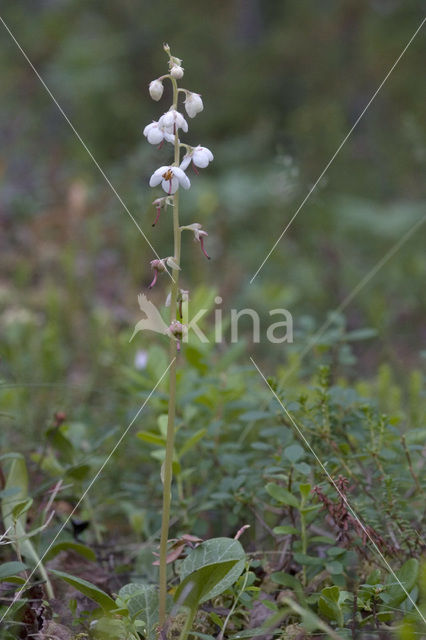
xmin=0 ymin=0 xmax=425 ymax=436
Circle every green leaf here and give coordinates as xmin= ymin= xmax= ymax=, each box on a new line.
xmin=49 ymin=569 xmax=116 ymax=612
xmin=318 ymin=586 xmax=343 ymax=625
xmin=273 ymin=525 xmax=299 ymax=536
xmin=265 ymin=483 xmax=299 ymax=508
xmin=45 ymin=426 xmax=74 ymax=464
xmin=270 ymin=572 xmax=306 ymax=605
xmin=92 ymin=616 xmax=128 ymax=640
xmin=44 ymin=541 xmax=96 ymax=562
xmin=118 ymin=583 xmax=159 ymax=639
xmin=299 ymin=483 xmax=311 ymax=501
xmin=175 ymin=537 xmax=245 ymax=608
xmin=381 ymin=558 xmax=419 ymax=608
xmin=136 ymin=431 xmax=166 ymax=447
xmin=293 ymin=552 xmax=323 ymax=566
xmin=284 ymin=444 xmax=304 ymax=462
xmin=12 ymin=498 xmax=33 ymax=519
xmin=178 ymin=428 xmax=207 ymax=458
xmin=0 ymin=561 xmax=27 ymax=580
xmin=1 ymin=456 xmax=54 ymax=598
xmin=65 ymin=463 xmax=92 ymax=481
xmin=326 ymin=561 xmax=344 ymax=575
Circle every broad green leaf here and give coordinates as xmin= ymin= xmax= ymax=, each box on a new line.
xmin=49 ymin=569 xmax=116 ymax=612
xmin=118 ymin=583 xmax=159 ymax=639
xmin=92 ymin=616 xmax=128 ymax=640
xmin=318 ymin=586 xmax=343 ymax=625
xmin=175 ymin=538 xmax=245 ymax=607
xmin=0 ymin=561 xmax=27 ymax=580
xmin=381 ymin=558 xmax=419 ymax=608
xmin=44 ymin=541 xmax=96 ymax=562
xmin=326 ymin=561 xmax=344 ymax=575
xmin=175 ymin=560 xmax=242 ymax=610
xmin=284 ymin=444 xmax=304 ymax=462
xmin=293 ymin=552 xmax=323 ymax=566
xmin=265 ymin=483 xmax=299 ymax=508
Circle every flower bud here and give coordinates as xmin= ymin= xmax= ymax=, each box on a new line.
xmin=184 ymin=92 xmax=204 ymax=118
xmin=149 ymin=79 xmax=164 ymax=101
xmin=167 ymin=320 xmax=187 ymax=351
xmin=170 ymin=64 xmax=184 ymax=79
xmin=148 ymin=259 xmax=166 ymax=289
xmin=152 ymin=197 xmax=167 ymax=227
xmin=151 ymin=258 xmax=166 ymax=272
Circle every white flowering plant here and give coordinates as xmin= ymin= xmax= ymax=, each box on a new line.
xmin=138 ymin=45 xmax=246 ymax=638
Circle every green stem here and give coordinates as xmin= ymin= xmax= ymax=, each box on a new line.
xmin=158 ymin=75 xmax=181 ymax=628
xmin=178 ymin=607 xmax=196 ymax=640
xmin=300 ymin=501 xmax=307 ymax=587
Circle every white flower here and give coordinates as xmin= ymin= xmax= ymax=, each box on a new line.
xmin=184 ymin=92 xmax=204 ymax=118
xmin=170 ymin=64 xmax=184 ymax=79
xmin=143 ymin=121 xmax=175 ymax=145
xmin=192 ymin=145 xmax=213 ymax=168
xmin=180 ymin=145 xmax=214 ymax=171
xmin=158 ymin=109 xmax=188 ymax=133
xmin=149 ymin=166 xmax=191 ymax=194
xmin=149 ymin=79 xmax=164 ymax=101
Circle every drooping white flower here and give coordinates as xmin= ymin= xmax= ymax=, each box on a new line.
xmin=143 ymin=121 xmax=175 ymax=145
xmin=149 ymin=79 xmax=164 ymax=101
xmin=158 ymin=109 xmax=188 ymax=133
xmin=180 ymin=146 xmax=214 ymax=171
xmin=184 ymin=92 xmax=204 ymax=118
xmin=170 ymin=64 xmax=184 ymax=79
xmin=193 ymin=145 xmax=213 ymax=168
xmin=149 ymin=166 xmax=191 ymax=194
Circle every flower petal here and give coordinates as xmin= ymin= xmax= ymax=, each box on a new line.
xmin=179 ymin=154 xmax=192 ymax=171
xmin=161 ymin=177 xmax=179 ymax=194
xmin=193 ymin=150 xmax=209 ymax=168
xmin=149 ymin=166 xmax=168 ymax=187
xmin=146 ymin=127 xmax=164 ymax=145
